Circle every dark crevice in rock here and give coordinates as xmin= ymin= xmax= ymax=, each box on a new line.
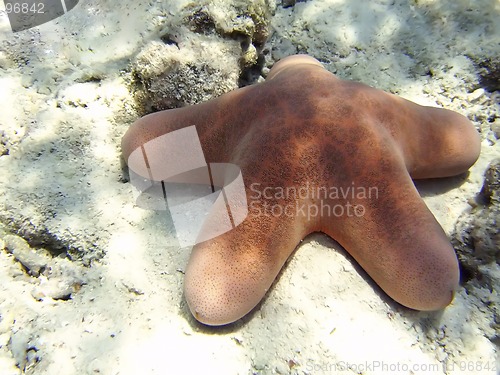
xmin=239 ymin=53 xmax=266 ymax=87
xmin=14 ymin=226 xmax=69 ymax=257
xmin=159 ymin=33 xmax=180 ymax=48
xmin=476 ymin=58 xmax=500 ymax=93
xmin=280 ymin=0 xmax=309 ymax=9
xmin=185 ymin=8 xmax=217 ymax=35
xmin=1 ymin=218 xmax=101 ymax=264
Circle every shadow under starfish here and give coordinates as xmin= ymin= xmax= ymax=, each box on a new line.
xmin=122 ymin=54 xmax=481 ymax=326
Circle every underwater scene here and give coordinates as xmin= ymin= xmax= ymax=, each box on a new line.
xmin=0 ymin=0 xmax=499 ymax=374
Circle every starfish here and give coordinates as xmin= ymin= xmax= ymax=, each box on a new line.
xmin=122 ymin=55 xmax=481 ymax=326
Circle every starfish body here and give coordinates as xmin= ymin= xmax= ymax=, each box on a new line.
xmin=122 ymin=55 xmax=481 ymax=325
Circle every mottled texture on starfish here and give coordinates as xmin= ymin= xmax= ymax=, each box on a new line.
xmin=122 ymin=55 xmax=481 ymax=326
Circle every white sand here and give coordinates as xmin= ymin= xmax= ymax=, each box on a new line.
xmin=0 ymin=0 xmax=499 ymax=374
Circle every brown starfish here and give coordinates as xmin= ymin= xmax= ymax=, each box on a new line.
xmin=122 ymin=55 xmax=481 ymax=326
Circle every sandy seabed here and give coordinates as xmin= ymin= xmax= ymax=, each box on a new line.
xmin=0 ymin=0 xmax=499 ymax=374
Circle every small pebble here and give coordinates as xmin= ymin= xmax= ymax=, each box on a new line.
xmin=468 ymin=88 xmax=485 ymax=102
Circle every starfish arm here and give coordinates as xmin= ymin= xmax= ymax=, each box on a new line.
xmin=121 ymin=87 xmax=255 ymax=167
xmin=184 ymin=138 xmax=320 ymax=325
xmin=404 ymin=104 xmax=481 ymax=179
xmin=358 ymin=89 xmax=482 ymax=179
xmin=184 ymin=212 xmax=307 ymax=326
xmin=320 ymin=168 xmax=460 ymax=311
